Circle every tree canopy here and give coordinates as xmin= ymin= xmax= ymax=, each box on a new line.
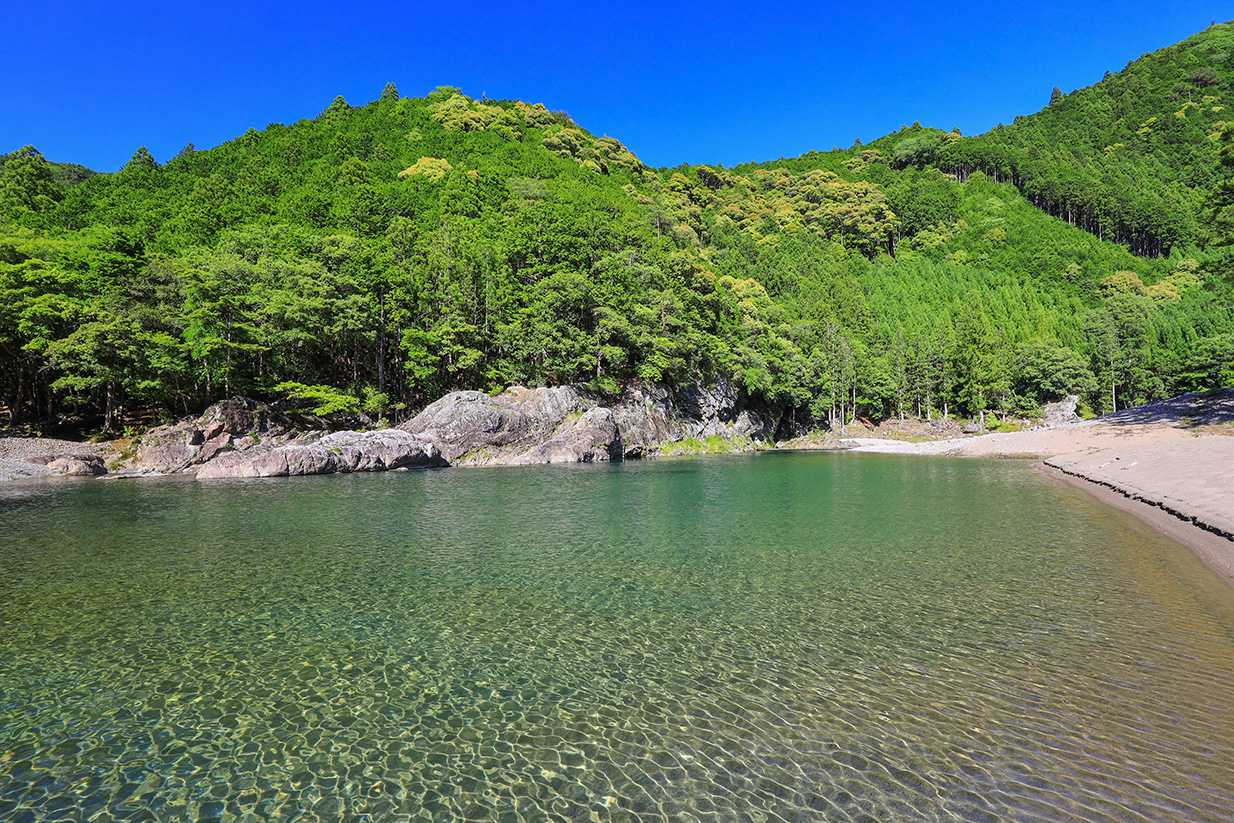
xmin=3 ymin=26 xmax=1234 ymax=434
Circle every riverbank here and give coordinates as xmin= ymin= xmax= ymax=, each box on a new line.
xmin=816 ymin=392 xmax=1234 ymax=583
xmin=4 ymin=388 xmax=1232 ymax=586
xmin=1041 ymin=458 xmax=1234 ymax=584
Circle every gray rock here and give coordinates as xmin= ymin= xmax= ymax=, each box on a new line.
xmin=1043 ymin=395 xmax=1081 ymax=427
xmin=402 ymin=380 xmax=792 ymax=466
xmin=510 ymin=408 xmax=621 ymax=464
xmin=680 ymin=379 xmax=739 ymax=430
xmin=612 ymin=384 xmax=683 ymax=457
xmin=400 ymin=386 xmax=596 ymax=464
xmin=196 ymin=430 xmax=445 ymax=479
xmin=131 ymin=398 xmax=318 ymax=473
xmin=46 ymin=454 xmax=106 ymax=476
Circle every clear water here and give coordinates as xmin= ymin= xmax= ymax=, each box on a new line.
xmin=2 ymin=453 xmax=1233 ymax=823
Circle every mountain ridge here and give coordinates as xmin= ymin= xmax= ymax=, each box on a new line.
xmin=1 ymin=29 xmax=1233 ymax=436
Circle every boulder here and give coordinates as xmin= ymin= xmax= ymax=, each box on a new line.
xmin=46 ymin=454 xmax=107 ymax=476
xmin=196 ymin=430 xmax=445 ymax=479
xmin=1044 ymin=395 xmax=1081 ymax=427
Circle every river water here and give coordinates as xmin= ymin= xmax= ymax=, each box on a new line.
xmin=2 ymin=453 xmax=1233 ymax=822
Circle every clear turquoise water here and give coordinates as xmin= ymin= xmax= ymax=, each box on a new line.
xmin=2 ymin=453 xmax=1233 ymax=822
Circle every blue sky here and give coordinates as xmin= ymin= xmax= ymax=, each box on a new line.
xmin=5 ymin=1 xmax=1233 ymax=171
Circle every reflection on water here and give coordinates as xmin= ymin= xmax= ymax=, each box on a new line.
xmin=2 ymin=453 xmax=1233 ymax=822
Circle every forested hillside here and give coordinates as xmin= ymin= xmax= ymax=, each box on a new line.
xmin=3 ymin=24 xmax=1234 ymax=435
xmin=882 ymin=22 xmax=1234 ymax=257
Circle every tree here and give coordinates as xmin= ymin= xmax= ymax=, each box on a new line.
xmin=45 ymin=306 xmax=142 ymax=432
xmin=1016 ymin=341 xmax=1098 ymax=406
xmin=0 ymin=146 xmax=61 ymax=218
xmin=1208 ymin=124 xmax=1234 ymax=248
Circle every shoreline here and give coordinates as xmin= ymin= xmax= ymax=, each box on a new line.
xmin=5 ymin=390 xmax=1233 ymax=591
xmin=1039 ymin=463 xmax=1234 ymax=585
xmin=1036 ymin=438 xmax=1234 ymax=587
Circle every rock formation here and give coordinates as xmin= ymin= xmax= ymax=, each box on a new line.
xmin=116 ymin=379 xmax=797 ymax=479
xmin=130 ymin=398 xmax=322 ymax=473
xmin=1043 ymin=395 xmax=1082 ymax=427
xmin=401 ymin=380 xmax=788 ymax=466
xmin=196 ymin=430 xmax=445 ymax=479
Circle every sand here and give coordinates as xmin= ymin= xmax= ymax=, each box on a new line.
xmin=840 ymin=390 xmax=1234 ymax=585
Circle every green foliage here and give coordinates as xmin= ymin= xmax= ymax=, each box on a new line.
xmin=3 ymin=41 xmax=1234 ymax=434
xmin=0 ymin=146 xmax=63 ymax=219
xmin=274 ymin=382 xmax=361 ymax=416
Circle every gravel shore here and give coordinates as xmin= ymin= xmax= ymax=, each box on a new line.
xmin=0 ymin=436 xmax=111 ymax=482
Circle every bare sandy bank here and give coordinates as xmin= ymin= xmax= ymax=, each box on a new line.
xmin=831 ymin=391 xmax=1234 ymax=584
xmin=1041 ymin=451 xmax=1234 ymax=585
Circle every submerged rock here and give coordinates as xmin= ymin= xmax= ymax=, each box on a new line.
xmin=196 ymin=430 xmax=445 ymax=479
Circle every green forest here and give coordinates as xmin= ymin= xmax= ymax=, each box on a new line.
xmin=5 ymin=23 xmax=1234 ymax=435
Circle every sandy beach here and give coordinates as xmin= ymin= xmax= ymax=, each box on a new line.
xmin=843 ymin=390 xmax=1234 ymax=584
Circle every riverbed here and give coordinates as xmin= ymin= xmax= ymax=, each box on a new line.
xmin=2 ymin=453 xmax=1233 ymax=821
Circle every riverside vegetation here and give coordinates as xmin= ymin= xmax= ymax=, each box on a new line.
xmin=5 ymin=24 xmax=1234 ymax=438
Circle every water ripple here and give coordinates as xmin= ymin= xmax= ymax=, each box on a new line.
xmin=2 ymin=456 xmax=1234 ymax=821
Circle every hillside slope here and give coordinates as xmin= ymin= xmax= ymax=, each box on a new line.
xmin=1 ymin=48 xmax=1233 ymax=434
xmin=881 ymin=21 xmax=1234 ymax=257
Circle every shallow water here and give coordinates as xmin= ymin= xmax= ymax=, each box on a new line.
xmin=2 ymin=453 xmax=1233 ymax=822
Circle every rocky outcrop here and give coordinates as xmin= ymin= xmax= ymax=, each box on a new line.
xmin=130 ymin=398 xmax=322 ymax=473
xmin=196 ymin=430 xmax=445 ymax=479
xmin=399 ymin=387 xmax=595 ymax=464
xmin=1044 ymin=395 xmax=1081 ymax=427
xmin=111 ymin=379 xmax=795 ymax=479
xmin=401 ymin=380 xmax=791 ymax=466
